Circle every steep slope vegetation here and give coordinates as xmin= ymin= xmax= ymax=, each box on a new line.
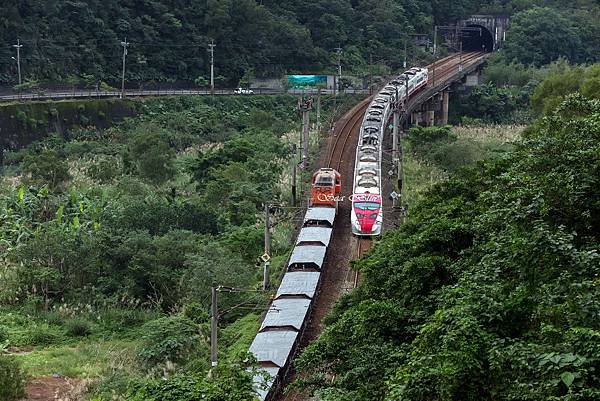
xmin=294 ymin=90 xmax=600 ymax=399
xmin=3 ymin=1 xmax=599 ymax=86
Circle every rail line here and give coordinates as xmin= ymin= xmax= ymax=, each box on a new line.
xmin=429 ymin=51 xmax=485 ymax=85
xmin=353 ymin=238 xmax=373 ymax=288
xmin=274 ymin=51 xmax=488 ymax=401
xmin=326 ymin=100 xmax=371 ymax=170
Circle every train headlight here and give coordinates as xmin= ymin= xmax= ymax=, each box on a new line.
xmin=372 ymin=221 xmax=382 ymax=234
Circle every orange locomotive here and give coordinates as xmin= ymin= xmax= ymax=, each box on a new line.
xmin=310 ymin=168 xmax=341 ymax=209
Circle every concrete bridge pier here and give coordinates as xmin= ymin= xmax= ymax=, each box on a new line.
xmin=410 ymin=111 xmax=421 ymax=126
xmin=435 ymin=89 xmax=450 ymax=126
xmin=465 ymin=70 xmax=481 ymax=87
xmin=413 ymin=90 xmax=450 ymax=127
xmin=426 ymin=110 xmax=435 ymax=126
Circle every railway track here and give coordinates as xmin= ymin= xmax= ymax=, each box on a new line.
xmin=326 ymin=99 xmax=371 ymax=169
xmin=352 ymin=238 xmax=373 ymax=288
xmin=429 ymin=51 xmax=485 ymax=86
xmin=275 ymin=52 xmax=487 ymax=401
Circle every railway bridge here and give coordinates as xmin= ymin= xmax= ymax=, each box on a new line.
xmin=403 ymin=51 xmax=489 ymax=127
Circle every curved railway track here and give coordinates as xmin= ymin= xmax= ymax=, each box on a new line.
xmin=275 ymin=52 xmax=488 ymax=401
xmin=326 ymin=100 xmax=371 ymax=170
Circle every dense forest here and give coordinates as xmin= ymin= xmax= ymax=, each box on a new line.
xmin=1 ymin=0 xmax=599 ymax=86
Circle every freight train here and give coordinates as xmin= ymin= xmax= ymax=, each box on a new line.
xmin=249 ymin=168 xmax=340 ymax=401
xmin=352 ymin=67 xmax=428 ymax=235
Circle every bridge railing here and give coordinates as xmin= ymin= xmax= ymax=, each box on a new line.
xmin=402 ymin=54 xmax=488 ymax=123
xmin=0 ymin=87 xmax=371 ymax=103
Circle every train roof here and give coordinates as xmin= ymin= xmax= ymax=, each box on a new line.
xmin=288 ymin=245 xmax=327 ymax=270
xmin=296 ymin=226 xmax=333 ymax=247
xmin=252 ymin=367 xmax=279 ymax=401
xmin=260 ymin=298 xmax=312 ymax=332
xmin=249 ymin=330 xmax=298 ymax=368
xmin=276 ymin=271 xmax=321 ymax=299
xmin=303 ymin=207 xmax=336 ymax=227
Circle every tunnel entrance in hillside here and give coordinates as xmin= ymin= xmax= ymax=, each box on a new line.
xmin=461 ymin=24 xmax=494 ymax=52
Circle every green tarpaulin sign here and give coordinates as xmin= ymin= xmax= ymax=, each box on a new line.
xmin=287 ymin=75 xmax=327 ymax=89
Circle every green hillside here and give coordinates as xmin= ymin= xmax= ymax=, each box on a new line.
xmin=1 ymin=1 xmax=599 ymax=86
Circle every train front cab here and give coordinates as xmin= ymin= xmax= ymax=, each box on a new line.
xmin=351 ymin=193 xmax=382 ymax=236
xmin=310 ymin=168 xmax=341 ymax=209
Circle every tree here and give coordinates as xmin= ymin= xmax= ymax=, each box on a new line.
xmin=126 ymin=129 xmax=175 ymax=185
xmin=194 ymin=76 xmax=209 ymax=88
xmin=502 ymin=7 xmax=598 ymax=66
xmin=239 ymin=68 xmax=254 ymax=89
xmin=22 ymin=149 xmax=70 ymax=190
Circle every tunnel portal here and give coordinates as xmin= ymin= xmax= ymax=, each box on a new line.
xmin=460 ymin=24 xmax=494 ymax=52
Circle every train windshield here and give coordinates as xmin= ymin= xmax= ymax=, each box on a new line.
xmin=354 ymin=201 xmax=380 ymax=211
xmin=315 ymin=176 xmax=333 ymax=187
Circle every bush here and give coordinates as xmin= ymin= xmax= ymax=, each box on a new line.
xmin=0 ymin=355 xmax=26 ymax=401
xmin=97 ymin=308 xmax=158 ymax=335
xmin=126 ymin=365 xmax=256 ymax=401
xmin=124 ymin=129 xmax=175 ymax=185
xmin=0 ymin=326 xmax=8 ymax=343
xmin=28 ymin=324 xmax=63 ymax=346
xmin=22 ymin=148 xmax=70 ymax=190
xmin=182 ymin=303 xmax=209 ymax=325
xmin=87 ymin=158 xmax=120 ymax=183
xmin=137 ymin=315 xmax=199 ymax=369
xmin=64 ymin=317 xmax=93 ymax=337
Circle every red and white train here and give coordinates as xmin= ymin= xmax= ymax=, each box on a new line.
xmin=351 ymin=67 xmax=428 ymax=235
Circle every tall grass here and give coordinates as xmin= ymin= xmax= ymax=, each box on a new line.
xmin=401 ymin=124 xmax=522 ymax=208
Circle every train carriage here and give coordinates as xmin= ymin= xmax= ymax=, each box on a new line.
xmin=351 ymin=193 xmax=383 ymax=236
xmin=351 ymin=66 xmax=428 ymax=236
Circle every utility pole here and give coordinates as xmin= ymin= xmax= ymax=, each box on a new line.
xmin=120 ymin=38 xmax=129 ymax=99
xmin=392 ymin=87 xmax=400 ymax=162
xmin=210 ymin=284 xmax=218 ymax=377
xmin=291 ymin=144 xmax=297 ymax=206
xmin=316 ymin=87 xmax=321 ymax=132
xmin=432 ymin=26 xmax=437 ymax=87
xmin=333 ymin=75 xmax=337 ymax=108
xmin=398 ymin=127 xmax=404 ymax=196
xmin=208 ymin=40 xmax=216 ymax=96
xmin=369 ymin=53 xmax=373 ymax=95
xmin=459 ymin=39 xmax=463 ymax=72
xmin=392 ymin=87 xmax=400 ymax=208
xmin=335 ymin=46 xmax=342 ymax=93
xmin=12 ymin=39 xmax=23 ymax=87
xmin=299 ymin=96 xmax=312 ymax=170
xmin=433 ymin=26 xmax=438 ymax=58
xmin=403 ymin=38 xmax=407 ymax=69
xmin=263 ymin=204 xmax=271 ymax=291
